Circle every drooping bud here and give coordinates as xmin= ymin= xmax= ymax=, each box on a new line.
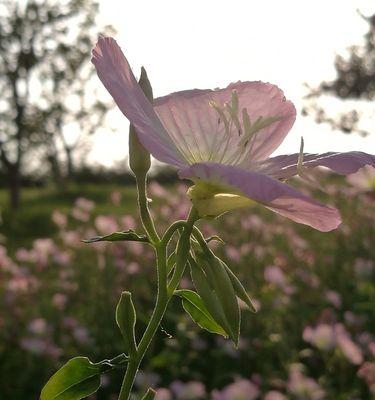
xmin=129 ymin=67 xmax=153 ymax=178
xmin=116 ymin=291 xmax=137 ymax=358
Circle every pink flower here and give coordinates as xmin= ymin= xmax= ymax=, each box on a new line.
xmin=75 ymin=197 xmax=95 ymax=212
xmin=212 ymin=379 xmax=259 ymax=400
xmin=264 ymin=391 xmax=287 ymax=400
xmin=92 ymin=37 xmax=374 ymax=231
xmin=357 ymin=362 xmax=375 ymax=392
xmin=287 ymin=364 xmax=325 ymax=400
xmin=303 ymin=324 xmax=336 ymax=351
xmin=155 ymin=388 xmax=172 ymax=400
xmin=170 ymin=380 xmax=206 ymax=399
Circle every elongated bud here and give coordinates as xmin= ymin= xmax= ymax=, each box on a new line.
xmin=141 ymin=388 xmax=156 ymax=400
xmin=129 ymin=67 xmax=153 ymax=178
xmin=116 ymin=291 xmax=137 ymax=357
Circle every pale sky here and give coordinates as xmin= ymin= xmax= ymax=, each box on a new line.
xmin=89 ymin=0 xmax=375 ymax=167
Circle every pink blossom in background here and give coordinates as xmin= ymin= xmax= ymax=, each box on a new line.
xmin=324 ymin=290 xmax=342 ymax=308
xmin=75 ymin=197 xmax=95 ymax=212
xmin=121 ymin=215 xmax=136 ymax=229
xmin=169 ymin=380 xmax=206 ymax=400
xmin=264 ymin=265 xmax=286 ymax=287
xmin=303 ymin=324 xmax=336 ymax=351
xmin=212 ymin=379 xmax=259 ymax=400
xmin=92 ymin=36 xmax=374 ymax=231
xmin=95 ymin=215 xmax=119 ymax=234
xmin=264 ymin=391 xmax=287 ymax=400
xmin=28 ymin=318 xmax=48 ymax=336
xmin=155 ymin=388 xmax=172 ymax=400
xmin=51 ymin=210 xmax=67 ymax=229
xmin=52 ymin=293 xmax=68 ymax=310
xmin=347 ymin=165 xmax=375 ymax=191
xmin=357 ymin=362 xmax=375 ymax=393
xmin=71 ymin=208 xmax=90 ymax=222
xmin=110 ymin=190 xmax=122 ymax=205
xmin=287 ymin=364 xmax=325 ymax=400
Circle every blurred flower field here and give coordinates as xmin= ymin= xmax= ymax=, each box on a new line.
xmin=0 ymin=169 xmax=374 ymax=400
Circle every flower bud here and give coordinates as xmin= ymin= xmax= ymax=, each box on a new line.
xmin=129 ymin=67 xmax=152 ymax=178
xmin=116 ymin=291 xmax=137 ymax=357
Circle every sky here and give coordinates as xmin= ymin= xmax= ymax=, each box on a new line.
xmin=89 ymin=0 xmax=375 ymax=167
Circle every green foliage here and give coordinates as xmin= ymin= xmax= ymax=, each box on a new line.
xmin=141 ymin=388 xmax=156 ymax=399
xmin=0 ymin=176 xmax=374 ymax=399
xmin=40 ymin=357 xmax=101 ymax=400
xmin=221 ymin=260 xmax=257 ymax=313
xmin=194 ymin=251 xmax=241 ymax=345
xmin=83 ymin=230 xmax=149 ymax=244
xmin=175 ymin=290 xmax=227 ymax=337
xmin=189 ymin=257 xmax=233 ymax=341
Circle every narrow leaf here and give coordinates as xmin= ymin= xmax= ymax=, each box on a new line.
xmin=83 ymin=229 xmax=149 ymax=244
xmin=175 ymin=289 xmax=227 ymax=337
xmin=222 ymin=261 xmax=257 ymax=313
xmin=189 ymin=258 xmax=231 ymax=338
xmin=196 ymin=250 xmax=241 ymax=345
xmin=141 ymin=388 xmax=157 ymax=400
xmin=40 ymin=357 xmax=101 ymax=400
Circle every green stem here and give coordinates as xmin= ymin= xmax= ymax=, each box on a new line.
xmin=136 ymin=174 xmax=159 ymax=243
xmin=167 ymin=208 xmax=198 ymax=296
xmin=118 ymin=208 xmax=198 ymax=400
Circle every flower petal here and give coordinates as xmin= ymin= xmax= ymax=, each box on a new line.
xmin=154 ymin=82 xmax=296 ymax=164
xmin=179 ymin=162 xmax=341 ymax=232
xmin=258 ymin=151 xmax=375 ymax=179
xmin=92 ymin=36 xmax=186 ymax=167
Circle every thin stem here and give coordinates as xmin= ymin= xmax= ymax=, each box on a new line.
xmin=167 ymin=208 xmax=198 ymax=296
xmin=136 ymin=174 xmax=159 ymax=243
xmin=118 ymin=208 xmax=198 ymax=400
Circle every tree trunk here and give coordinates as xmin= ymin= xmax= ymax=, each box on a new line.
xmin=66 ymin=147 xmax=74 ymax=180
xmin=47 ymin=153 xmax=66 ymax=191
xmin=9 ymin=167 xmax=21 ymax=210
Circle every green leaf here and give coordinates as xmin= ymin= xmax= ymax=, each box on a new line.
xmin=205 ymin=235 xmax=225 ymax=244
xmin=141 ymin=388 xmax=157 ymax=399
xmin=116 ymin=291 xmax=137 ymax=357
xmin=189 ymin=257 xmax=230 ymax=338
xmin=82 ymin=229 xmax=149 ymax=244
xmin=221 ymin=261 xmax=257 ymax=313
xmin=40 ymin=357 xmax=101 ymax=400
xmin=195 ymin=250 xmax=241 ymax=345
xmin=175 ymin=289 xmax=227 ymax=337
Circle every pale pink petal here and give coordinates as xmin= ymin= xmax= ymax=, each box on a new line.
xmin=154 ymin=82 xmax=296 ymax=164
xmin=179 ymin=162 xmax=341 ymax=232
xmin=257 ymin=151 xmax=375 ymax=179
xmin=92 ymin=37 xmax=186 ymax=167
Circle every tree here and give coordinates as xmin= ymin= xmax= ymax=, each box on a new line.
xmin=303 ymin=10 xmax=375 ymax=137
xmin=0 ymin=0 xmax=112 ymax=209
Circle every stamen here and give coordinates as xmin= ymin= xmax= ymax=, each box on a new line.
xmin=297 ymin=137 xmax=324 ymax=189
xmin=242 ymin=108 xmax=251 ymax=137
xmin=209 ymin=100 xmax=229 ymax=134
xmin=231 ymin=90 xmax=239 ymax=115
xmin=239 ymin=115 xmax=283 ymax=147
xmin=225 ymin=102 xmax=242 ymax=135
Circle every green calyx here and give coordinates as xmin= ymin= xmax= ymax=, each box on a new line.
xmin=187 ymin=181 xmax=254 ymax=218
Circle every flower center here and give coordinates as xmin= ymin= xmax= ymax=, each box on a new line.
xmin=208 ymin=90 xmax=282 ymax=165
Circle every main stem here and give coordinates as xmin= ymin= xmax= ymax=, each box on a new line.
xmin=118 ymin=175 xmax=197 ymax=400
